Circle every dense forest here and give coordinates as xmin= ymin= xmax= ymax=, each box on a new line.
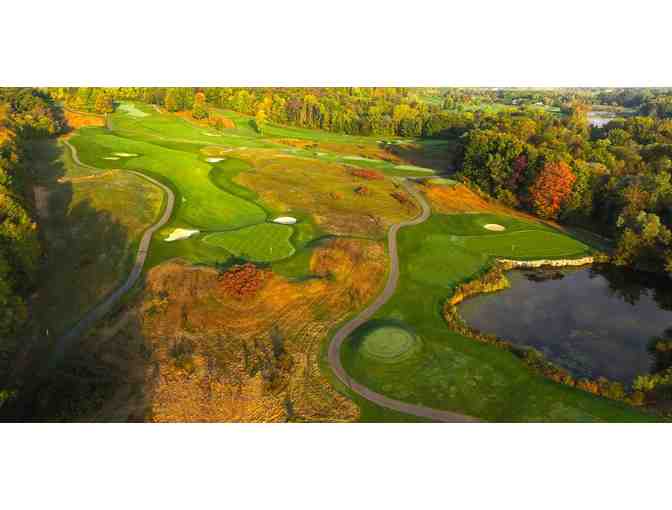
xmin=455 ymin=106 xmax=672 ymax=276
xmin=0 ymin=89 xmax=62 ymax=348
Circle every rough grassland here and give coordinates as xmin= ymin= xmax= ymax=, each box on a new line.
xmin=28 ymin=138 xmax=163 ymax=336
xmin=233 ymin=151 xmax=418 ymax=238
xmin=54 ymin=239 xmax=388 ymax=422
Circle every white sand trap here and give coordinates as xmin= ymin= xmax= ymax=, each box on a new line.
xmin=165 ymin=228 xmax=200 ymax=242
xmin=202 ymin=132 xmax=222 ymax=137
xmin=344 ymin=155 xmax=374 ymax=161
xmin=103 ymin=157 xmax=120 ymax=160
xmin=113 ymin=152 xmax=138 ymax=157
xmin=484 ymin=224 xmax=506 ymax=231
xmin=206 ymin=157 xmax=225 ymax=163
xmin=273 ymin=216 xmax=297 ymax=225
xmin=118 ymin=102 xmax=148 ymax=118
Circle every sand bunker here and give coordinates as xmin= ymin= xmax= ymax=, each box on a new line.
xmin=165 ymin=228 xmax=200 ymax=242
xmin=206 ymin=157 xmax=225 ymax=163
xmin=103 ymin=157 xmax=120 ymax=160
xmin=484 ymin=224 xmax=506 ymax=231
xmin=202 ymin=132 xmax=222 ymax=137
xmin=273 ymin=216 xmax=297 ymax=225
xmin=113 ymin=152 xmax=138 ymax=157
xmin=117 ymin=102 xmax=148 ymax=118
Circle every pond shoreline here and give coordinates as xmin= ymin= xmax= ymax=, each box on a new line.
xmin=442 ymin=257 xmax=650 ymax=407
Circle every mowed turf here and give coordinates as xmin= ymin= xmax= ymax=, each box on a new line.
xmin=340 ymin=212 xmax=655 ymax=421
xmin=203 ymin=223 xmax=295 ymax=262
xmin=69 ymin=127 xmax=267 ymax=230
xmin=436 ymin=212 xmax=554 ymax=236
xmin=456 ymin=230 xmax=590 ymax=259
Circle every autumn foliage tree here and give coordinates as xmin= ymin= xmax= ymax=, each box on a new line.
xmin=164 ymin=90 xmax=178 ymax=112
xmin=192 ymin=91 xmax=208 ymax=120
xmin=94 ymin=92 xmax=114 ymax=114
xmin=529 ymin=161 xmax=576 ymax=219
xmin=253 ymin=109 xmax=267 ymax=133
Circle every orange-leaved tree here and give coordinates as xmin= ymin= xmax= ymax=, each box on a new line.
xmin=529 ymin=161 xmax=576 ymax=219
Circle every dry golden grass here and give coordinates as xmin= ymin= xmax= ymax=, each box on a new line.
xmin=232 ymin=150 xmax=417 ymax=237
xmin=422 ymin=182 xmax=541 ymax=221
xmin=64 ymin=109 xmax=105 ymax=129
xmin=173 ymin=110 xmax=235 ymax=130
xmin=275 ymin=138 xmax=402 ymax=163
xmin=78 ymin=238 xmax=387 ymax=422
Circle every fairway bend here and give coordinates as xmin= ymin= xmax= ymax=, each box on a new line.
xmin=50 ymin=140 xmax=175 ymax=364
xmin=328 ymin=179 xmax=479 ymax=423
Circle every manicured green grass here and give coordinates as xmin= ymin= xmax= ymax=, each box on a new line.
xmin=435 ymin=213 xmax=553 ymax=236
xmin=339 ymin=213 xmax=656 ymax=421
xmin=207 ymin=157 xmax=259 ymax=201
xmin=203 ymin=223 xmax=295 ymax=262
xmin=70 ymin=127 xmax=267 ymax=230
xmin=358 ymin=321 xmax=422 ymax=363
xmin=407 ymin=234 xmax=489 ymax=288
xmin=455 ymin=230 xmax=591 ymax=259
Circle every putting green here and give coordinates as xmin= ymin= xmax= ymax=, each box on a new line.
xmin=203 ymin=223 xmax=295 ymax=262
xmin=360 ymin=326 xmax=421 ymax=363
xmin=456 ymin=230 xmax=589 ymax=259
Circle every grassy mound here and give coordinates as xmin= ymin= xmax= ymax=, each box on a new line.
xmin=203 ymin=223 xmax=295 ymax=262
xmin=359 ymin=323 xmax=421 ymax=363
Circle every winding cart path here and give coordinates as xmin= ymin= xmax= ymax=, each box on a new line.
xmin=51 ymin=140 xmax=175 ymax=362
xmin=328 ymin=180 xmax=479 ymax=422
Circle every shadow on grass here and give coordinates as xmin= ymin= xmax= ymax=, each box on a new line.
xmin=0 ymin=138 xmax=157 ymax=422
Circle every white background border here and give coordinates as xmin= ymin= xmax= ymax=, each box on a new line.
xmin=3 ymin=2 xmax=671 ymax=508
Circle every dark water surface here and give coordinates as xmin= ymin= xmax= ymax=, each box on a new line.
xmin=459 ymin=265 xmax=672 ymax=383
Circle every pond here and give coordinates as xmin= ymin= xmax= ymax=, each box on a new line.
xmin=588 ymin=111 xmax=617 ymax=127
xmin=458 ymin=265 xmax=672 ymax=383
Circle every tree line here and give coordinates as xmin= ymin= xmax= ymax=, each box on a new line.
xmin=1 ymin=88 xmax=62 ymax=339
xmin=454 ymin=105 xmax=672 ymax=276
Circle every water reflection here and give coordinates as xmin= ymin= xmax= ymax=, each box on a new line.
xmin=459 ymin=265 xmax=672 ymax=383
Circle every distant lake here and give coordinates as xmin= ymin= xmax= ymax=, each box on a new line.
xmin=459 ymin=265 xmax=672 ymax=383
xmin=588 ymin=111 xmax=617 ymax=127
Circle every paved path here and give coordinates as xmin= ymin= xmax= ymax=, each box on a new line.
xmin=328 ymin=180 xmax=479 ymax=422
xmin=51 ymin=140 xmax=175 ymax=363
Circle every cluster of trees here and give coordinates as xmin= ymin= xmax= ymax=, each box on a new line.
xmin=51 ymin=87 xmax=475 ymax=138
xmin=454 ymin=106 xmax=672 ymax=276
xmin=0 ymin=89 xmax=62 ymax=338
xmin=49 ymin=87 xmax=114 ymax=114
